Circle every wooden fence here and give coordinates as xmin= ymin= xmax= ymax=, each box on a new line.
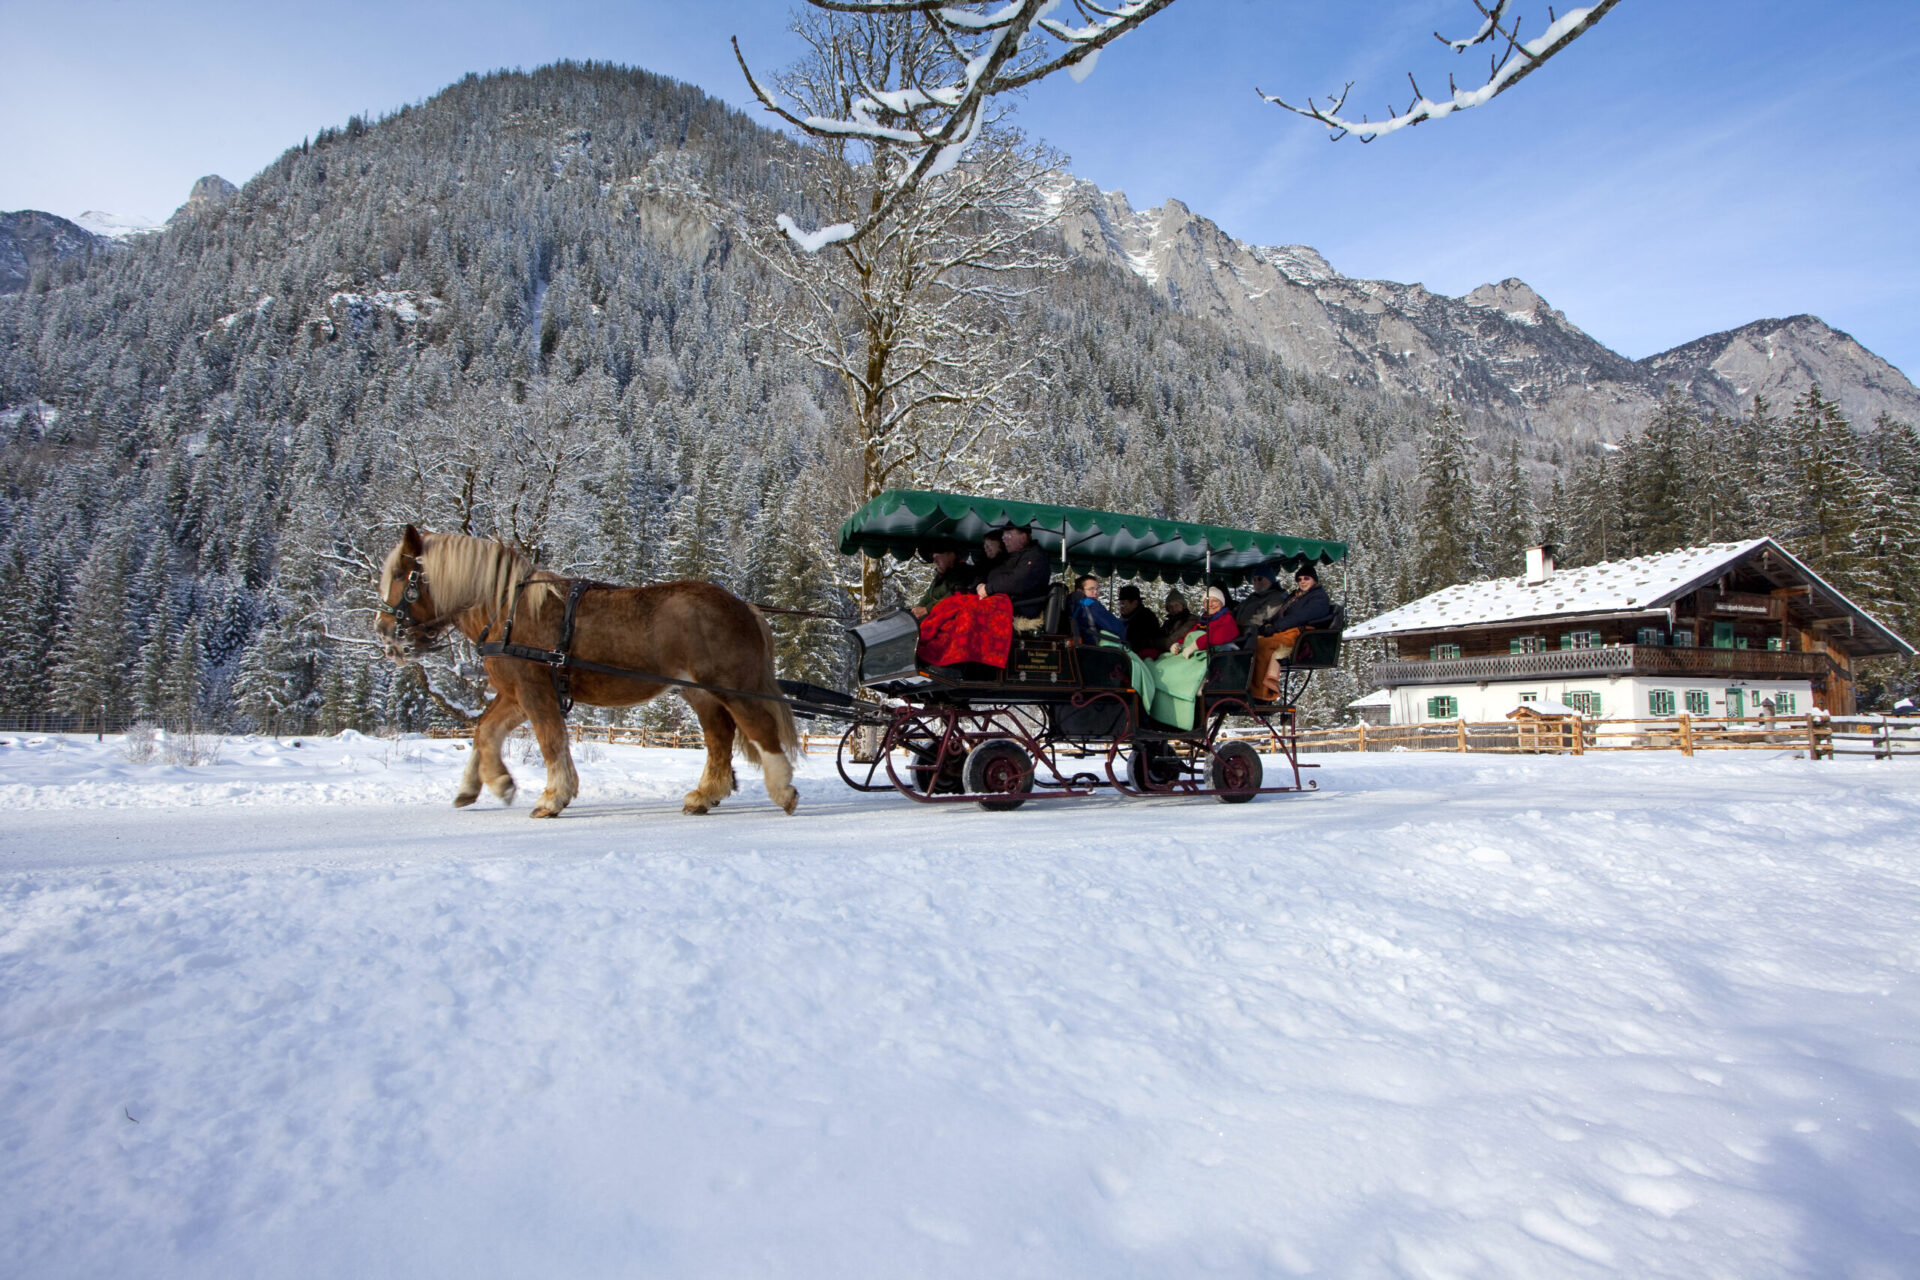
xmin=419 ymin=714 xmax=1920 ymax=761
xmin=1287 ymin=714 xmax=1920 ymax=759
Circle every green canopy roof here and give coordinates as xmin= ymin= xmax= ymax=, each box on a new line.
xmin=837 ymin=489 xmax=1347 ymax=587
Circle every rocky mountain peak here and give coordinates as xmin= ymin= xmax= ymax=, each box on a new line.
xmin=1465 ymin=278 xmax=1563 ymax=327
xmin=177 ymin=175 xmax=238 ymax=219
xmin=1050 ymin=181 xmax=1918 ymax=441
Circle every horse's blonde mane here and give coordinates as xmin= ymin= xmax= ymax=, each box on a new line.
xmin=384 ymin=531 xmax=561 ymax=625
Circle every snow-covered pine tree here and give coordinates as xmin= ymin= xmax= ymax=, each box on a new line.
xmin=1627 ymin=387 xmax=1697 ymax=555
xmin=1481 ymin=439 xmax=1537 ymax=576
xmin=48 ymin=531 xmax=133 ymax=724
xmin=1412 ymin=405 xmax=1479 ymax=592
xmin=160 ymin=617 xmax=204 ymax=730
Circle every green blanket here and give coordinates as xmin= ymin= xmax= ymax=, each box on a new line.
xmin=1148 ymin=645 xmax=1210 ymax=730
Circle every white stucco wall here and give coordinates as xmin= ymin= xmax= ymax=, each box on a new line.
xmin=1386 ymin=677 xmax=1814 ymax=724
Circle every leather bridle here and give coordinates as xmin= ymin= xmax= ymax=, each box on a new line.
xmin=376 ymin=558 xmax=447 ymax=645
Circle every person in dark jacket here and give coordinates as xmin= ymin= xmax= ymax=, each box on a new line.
xmin=911 ymin=548 xmax=974 ymax=619
xmin=976 ymin=524 xmax=1051 ymax=624
xmin=1252 ymin=565 xmax=1335 ymax=700
xmin=1233 ymin=564 xmax=1289 ymax=637
xmin=1260 ymin=565 xmax=1334 ymax=638
xmin=1159 ymin=589 xmax=1200 ymax=650
xmin=1116 ymin=584 xmax=1163 ymax=657
xmin=970 ymin=530 xmax=1005 ymax=578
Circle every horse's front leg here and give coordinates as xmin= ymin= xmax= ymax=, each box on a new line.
xmin=526 ymin=688 xmax=579 ymax=819
xmin=464 ymin=690 xmax=526 ymax=807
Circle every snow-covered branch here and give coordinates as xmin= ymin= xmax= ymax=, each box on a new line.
xmin=1261 ymin=0 xmax=1621 ymax=142
xmin=735 ymin=1 xmax=1172 ymax=248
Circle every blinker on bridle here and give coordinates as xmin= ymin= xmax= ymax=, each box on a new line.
xmin=377 ymin=561 xmax=429 ymax=638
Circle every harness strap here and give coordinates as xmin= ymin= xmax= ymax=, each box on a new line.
xmin=474 ymin=640 xmax=795 ymax=705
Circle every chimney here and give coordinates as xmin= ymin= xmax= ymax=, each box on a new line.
xmin=1525 ymin=544 xmax=1555 ymax=586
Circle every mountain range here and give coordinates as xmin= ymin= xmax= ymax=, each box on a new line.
xmin=8 ymin=167 xmax=1915 ymax=440
xmin=1053 ymin=181 xmax=1920 ymax=440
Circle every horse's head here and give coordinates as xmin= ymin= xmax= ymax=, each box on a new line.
xmin=376 ymin=525 xmax=449 ymax=660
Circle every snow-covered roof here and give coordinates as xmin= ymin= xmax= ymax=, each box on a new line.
xmin=1347 ymin=689 xmax=1392 ymax=708
xmin=1349 ymin=539 xmax=1765 ymax=638
xmin=1507 ymin=698 xmax=1578 ymax=717
xmin=1348 ymin=537 xmax=1914 ymax=656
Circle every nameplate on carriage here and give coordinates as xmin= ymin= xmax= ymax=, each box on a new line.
xmin=1012 ymin=645 xmax=1062 ymax=675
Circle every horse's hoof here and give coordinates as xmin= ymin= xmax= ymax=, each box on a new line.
xmin=530 ymin=805 xmax=560 ymax=819
xmin=453 ymin=791 xmax=479 ymax=808
xmin=682 ymin=794 xmax=711 ymax=815
xmin=777 ymin=789 xmax=799 ymax=816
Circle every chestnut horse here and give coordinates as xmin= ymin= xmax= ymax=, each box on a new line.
xmin=375 ymin=525 xmax=799 ymax=818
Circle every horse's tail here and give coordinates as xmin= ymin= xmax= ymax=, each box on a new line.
xmin=750 ymin=604 xmax=801 ymax=763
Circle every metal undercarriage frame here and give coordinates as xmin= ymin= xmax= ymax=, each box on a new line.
xmin=835 ymin=665 xmax=1323 ymax=807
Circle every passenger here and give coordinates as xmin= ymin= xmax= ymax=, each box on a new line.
xmin=1233 ymin=563 xmax=1289 ymax=637
xmin=1073 ymin=573 xmax=1159 ymax=710
xmin=1069 ymin=574 xmax=1128 ymax=646
xmin=1160 ymin=589 xmax=1200 ymax=650
xmin=1252 ymin=564 xmax=1335 ymax=700
xmin=1148 ymin=585 xmax=1240 ymax=730
xmin=971 ymin=530 xmax=1005 ymax=578
xmin=976 ymin=523 xmax=1050 ymax=631
xmin=910 ymin=548 xmax=973 ymax=620
xmin=1115 ymin=584 xmax=1163 ymax=657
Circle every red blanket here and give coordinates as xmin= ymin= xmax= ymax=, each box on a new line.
xmin=918 ymin=593 xmax=1014 ymax=668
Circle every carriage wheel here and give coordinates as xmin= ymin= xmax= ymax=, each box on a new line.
xmin=1209 ymin=741 xmax=1263 ymax=803
xmin=963 ymin=739 xmax=1033 ymax=811
xmin=909 ymin=745 xmax=965 ymax=795
xmin=1127 ymin=742 xmax=1183 ymax=791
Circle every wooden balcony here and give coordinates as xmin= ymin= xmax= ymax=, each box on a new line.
xmin=1372 ymin=644 xmax=1829 ymax=687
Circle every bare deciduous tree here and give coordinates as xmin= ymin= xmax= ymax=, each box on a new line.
xmin=737 ymin=0 xmax=1621 ymax=247
xmin=727 ymin=12 xmax=1070 ymax=618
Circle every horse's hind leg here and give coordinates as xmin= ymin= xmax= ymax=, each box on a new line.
xmin=731 ymin=700 xmax=799 ymax=815
xmin=682 ymin=693 xmax=738 ymax=815
xmin=460 ymin=692 xmax=526 ymax=807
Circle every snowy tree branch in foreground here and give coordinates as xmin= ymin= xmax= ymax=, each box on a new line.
xmin=738 ymin=1 xmax=1622 ymax=247
xmin=1261 ymin=0 xmax=1622 ymax=142
xmin=733 ymin=0 xmax=1174 ymax=249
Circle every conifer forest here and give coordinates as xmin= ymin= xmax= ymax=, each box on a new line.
xmin=2 ymin=63 xmax=1916 ymax=733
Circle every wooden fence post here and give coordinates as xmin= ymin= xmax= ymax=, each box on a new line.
xmin=1678 ymin=713 xmax=1693 ymax=757
xmin=1571 ymin=716 xmax=1585 ymax=755
xmin=1456 ymin=718 xmax=1468 ymax=752
xmin=1357 ymin=721 xmax=1369 ymax=753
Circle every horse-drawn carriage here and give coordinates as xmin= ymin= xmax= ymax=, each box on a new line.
xmin=376 ymin=491 xmax=1346 ymax=818
xmin=819 ymin=490 xmax=1348 ymax=809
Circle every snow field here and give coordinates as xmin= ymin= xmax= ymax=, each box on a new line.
xmin=3 ymin=734 xmax=1918 ymax=1278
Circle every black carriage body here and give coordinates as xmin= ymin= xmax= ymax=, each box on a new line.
xmin=834 ymin=490 xmax=1350 ymax=809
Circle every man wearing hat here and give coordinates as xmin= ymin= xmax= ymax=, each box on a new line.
xmin=1233 ymin=563 xmax=1290 ymax=636
xmin=976 ymin=523 xmax=1051 ymax=630
xmin=1252 ymin=564 xmax=1335 ymax=699
xmin=1115 ymin=583 xmax=1163 ymax=657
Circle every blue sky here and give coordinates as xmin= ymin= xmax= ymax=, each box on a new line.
xmin=4 ymin=1 xmax=1917 ymax=381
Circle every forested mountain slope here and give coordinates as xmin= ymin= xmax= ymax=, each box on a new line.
xmin=1 ymin=61 xmax=1913 ymax=731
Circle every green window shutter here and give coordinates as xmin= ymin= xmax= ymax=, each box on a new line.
xmin=1649 ymin=690 xmax=1675 ymax=716
xmin=1685 ymin=689 xmax=1710 ymax=715
xmin=1510 ymin=637 xmax=1524 ymax=654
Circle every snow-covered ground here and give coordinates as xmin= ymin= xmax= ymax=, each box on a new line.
xmin=3 ymin=732 xmax=1917 ymax=1279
